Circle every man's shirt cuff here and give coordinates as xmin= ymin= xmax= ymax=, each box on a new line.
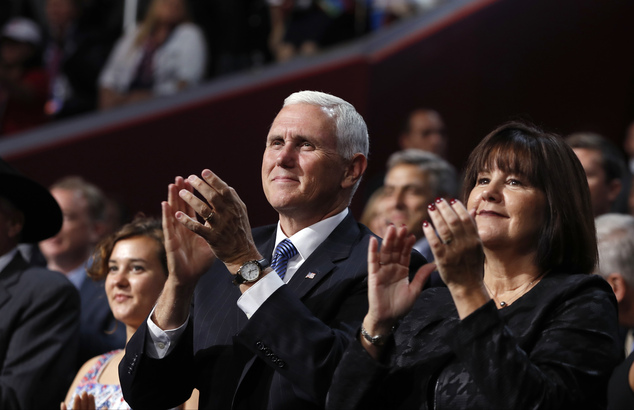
xmin=145 ymin=306 xmax=189 ymax=359
xmin=237 ymin=272 xmax=285 ymax=319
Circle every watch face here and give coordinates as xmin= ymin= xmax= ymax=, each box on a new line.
xmin=241 ymin=262 xmax=260 ymax=281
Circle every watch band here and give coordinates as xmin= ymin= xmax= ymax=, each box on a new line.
xmin=360 ymin=325 xmax=393 ymax=346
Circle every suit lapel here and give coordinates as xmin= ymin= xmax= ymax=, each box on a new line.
xmin=286 ymin=213 xmax=360 ymax=299
xmin=256 ymin=233 xmax=276 ymax=265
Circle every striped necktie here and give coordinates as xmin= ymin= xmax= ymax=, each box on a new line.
xmin=270 ymin=239 xmax=298 ymax=280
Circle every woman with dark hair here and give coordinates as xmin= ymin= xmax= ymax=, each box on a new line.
xmin=326 ymin=121 xmax=622 ymax=409
xmin=61 ymin=217 xmax=198 ymax=409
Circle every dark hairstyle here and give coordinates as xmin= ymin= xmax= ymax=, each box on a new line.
xmin=402 ymin=108 xmax=444 ymax=134
xmin=462 ymin=121 xmax=597 ymax=275
xmin=87 ymin=217 xmax=166 ymax=281
xmin=565 ymin=132 xmax=627 ymax=183
xmin=1 ymin=36 xmax=43 ymax=70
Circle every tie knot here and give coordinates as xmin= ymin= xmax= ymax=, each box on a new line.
xmin=271 ymin=239 xmax=298 ymax=280
xmin=274 ymin=239 xmax=297 ymax=259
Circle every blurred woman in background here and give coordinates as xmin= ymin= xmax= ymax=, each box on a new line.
xmin=98 ymin=0 xmax=206 ymax=110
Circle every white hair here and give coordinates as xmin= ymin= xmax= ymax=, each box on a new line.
xmin=284 ymin=91 xmax=369 ymax=159
xmin=284 ymin=91 xmax=369 ymax=196
xmin=386 ymin=149 xmax=459 ymax=198
xmin=595 ymin=213 xmax=634 ymax=287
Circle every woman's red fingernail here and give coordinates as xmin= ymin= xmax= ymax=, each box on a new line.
xmin=435 ymin=197 xmax=443 ymax=203
xmin=428 ymin=203 xmax=436 ymax=211
xmin=423 ymin=221 xmax=429 ymax=227
xmin=450 ymin=198 xmax=457 ymax=205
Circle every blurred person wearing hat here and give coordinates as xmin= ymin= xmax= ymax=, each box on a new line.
xmin=0 ymin=17 xmax=49 ymax=135
xmin=0 ymin=157 xmax=80 ymax=409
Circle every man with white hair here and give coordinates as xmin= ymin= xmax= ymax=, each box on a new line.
xmin=120 ymin=91 xmax=427 ymax=410
xmin=383 ymin=149 xmax=458 ymax=262
xmin=595 ymin=213 xmax=634 ymax=408
xmin=595 ymin=213 xmax=634 ymax=351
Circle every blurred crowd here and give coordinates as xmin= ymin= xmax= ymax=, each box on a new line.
xmin=0 ymin=0 xmax=446 ymax=136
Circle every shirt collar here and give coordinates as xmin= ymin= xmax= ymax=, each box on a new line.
xmin=274 ymin=208 xmax=348 ymax=261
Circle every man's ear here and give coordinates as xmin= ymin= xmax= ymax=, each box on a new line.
xmin=607 ymin=272 xmax=627 ymax=303
xmin=341 ymin=154 xmax=367 ymax=189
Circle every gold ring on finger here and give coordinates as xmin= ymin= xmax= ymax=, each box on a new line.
xmin=204 ymin=211 xmax=215 ymax=223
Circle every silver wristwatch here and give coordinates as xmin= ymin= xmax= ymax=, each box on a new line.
xmin=233 ymin=258 xmax=270 ymax=285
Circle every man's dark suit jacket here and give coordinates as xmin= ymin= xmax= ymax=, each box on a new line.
xmin=120 ymin=213 xmax=426 ymax=410
xmin=0 ymin=251 xmax=81 ymax=409
xmin=78 ymin=275 xmax=126 ymax=365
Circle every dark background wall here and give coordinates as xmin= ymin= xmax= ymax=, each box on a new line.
xmin=2 ymin=0 xmax=633 ymax=227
